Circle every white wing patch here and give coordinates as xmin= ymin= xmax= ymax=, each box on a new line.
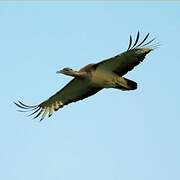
xmin=14 ymin=100 xmax=64 ymax=121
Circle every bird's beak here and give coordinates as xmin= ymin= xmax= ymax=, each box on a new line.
xmin=56 ymin=70 xmax=63 ymax=74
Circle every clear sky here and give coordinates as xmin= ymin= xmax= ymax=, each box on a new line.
xmin=1 ymin=2 xmax=180 ymax=180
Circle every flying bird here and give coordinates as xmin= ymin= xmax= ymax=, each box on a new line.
xmin=15 ymin=32 xmax=157 ymax=121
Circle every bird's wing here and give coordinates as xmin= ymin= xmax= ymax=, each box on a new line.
xmin=96 ymin=32 xmax=156 ymax=76
xmin=15 ymin=78 xmax=102 ymax=121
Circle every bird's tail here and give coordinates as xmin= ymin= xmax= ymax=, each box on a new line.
xmin=115 ymin=77 xmax=137 ymax=91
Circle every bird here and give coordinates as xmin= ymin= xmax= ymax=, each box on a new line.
xmin=14 ymin=32 xmax=157 ymax=121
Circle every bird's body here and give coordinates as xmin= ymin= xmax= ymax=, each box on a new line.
xmin=90 ymin=66 xmax=116 ymax=88
xmin=15 ymin=32 xmax=157 ymax=121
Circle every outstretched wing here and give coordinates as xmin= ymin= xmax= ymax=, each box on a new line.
xmin=15 ymin=78 xmax=102 ymax=121
xmin=96 ymin=32 xmax=156 ymax=76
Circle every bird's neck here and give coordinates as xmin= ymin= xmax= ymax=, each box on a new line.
xmin=66 ymin=70 xmax=87 ymax=79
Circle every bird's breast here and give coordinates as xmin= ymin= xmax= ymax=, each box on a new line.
xmin=90 ymin=69 xmax=116 ymax=88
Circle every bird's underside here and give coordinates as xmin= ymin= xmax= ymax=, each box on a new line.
xmin=14 ymin=32 xmax=157 ymax=121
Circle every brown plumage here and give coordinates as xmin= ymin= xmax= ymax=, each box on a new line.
xmin=14 ymin=32 xmax=157 ymax=121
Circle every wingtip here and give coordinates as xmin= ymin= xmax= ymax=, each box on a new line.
xmin=40 ymin=117 xmax=44 ymax=122
xmin=127 ymin=32 xmax=156 ymax=50
xmin=127 ymin=35 xmax=132 ymax=50
xmin=131 ymin=31 xmax=140 ymax=49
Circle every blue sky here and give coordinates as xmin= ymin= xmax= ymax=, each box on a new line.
xmin=1 ymin=2 xmax=180 ymax=180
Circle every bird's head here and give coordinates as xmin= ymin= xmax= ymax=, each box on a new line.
xmin=56 ymin=67 xmax=75 ymax=76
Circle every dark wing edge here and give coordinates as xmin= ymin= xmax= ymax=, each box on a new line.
xmin=14 ymin=79 xmax=102 ymax=121
xmin=127 ymin=31 xmax=159 ymax=50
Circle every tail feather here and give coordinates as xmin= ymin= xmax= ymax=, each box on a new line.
xmin=115 ymin=77 xmax=137 ymax=91
xmin=124 ymin=77 xmax=137 ymax=90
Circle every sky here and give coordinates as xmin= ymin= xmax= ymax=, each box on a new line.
xmin=0 ymin=2 xmax=180 ymax=180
